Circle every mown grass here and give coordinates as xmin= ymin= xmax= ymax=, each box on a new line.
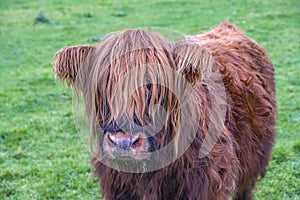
xmin=1 ymin=0 xmax=299 ymax=199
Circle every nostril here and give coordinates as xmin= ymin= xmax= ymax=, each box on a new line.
xmin=130 ymin=135 xmax=139 ymax=146
xmin=107 ymin=133 xmax=117 ymax=145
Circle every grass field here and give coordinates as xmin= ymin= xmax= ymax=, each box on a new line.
xmin=1 ymin=0 xmax=299 ymax=199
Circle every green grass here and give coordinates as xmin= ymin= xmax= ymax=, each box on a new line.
xmin=1 ymin=0 xmax=299 ymax=199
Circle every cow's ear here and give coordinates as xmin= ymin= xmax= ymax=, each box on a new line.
xmin=54 ymin=45 xmax=95 ymax=86
xmin=173 ymin=40 xmax=215 ymax=86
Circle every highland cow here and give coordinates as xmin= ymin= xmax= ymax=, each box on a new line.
xmin=54 ymin=22 xmax=277 ymax=200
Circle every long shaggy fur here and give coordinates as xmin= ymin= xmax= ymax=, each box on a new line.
xmin=54 ymin=22 xmax=277 ymax=200
xmin=55 ymin=45 xmax=95 ymax=85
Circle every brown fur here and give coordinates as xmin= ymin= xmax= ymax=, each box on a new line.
xmin=54 ymin=22 xmax=277 ymax=200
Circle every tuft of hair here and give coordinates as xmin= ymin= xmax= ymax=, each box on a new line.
xmin=173 ymin=38 xmax=216 ymax=85
xmin=54 ymin=45 xmax=95 ymax=85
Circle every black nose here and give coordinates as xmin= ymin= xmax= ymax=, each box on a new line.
xmin=108 ymin=133 xmax=140 ymax=150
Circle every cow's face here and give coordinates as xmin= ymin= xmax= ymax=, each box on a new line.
xmin=54 ymin=29 xmax=213 ymax=172
xmin=98 ymin=83 xmax=177 ymax=161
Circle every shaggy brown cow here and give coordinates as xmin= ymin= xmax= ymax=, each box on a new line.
xmin=54 ymin=22 xmax=277 ymax=200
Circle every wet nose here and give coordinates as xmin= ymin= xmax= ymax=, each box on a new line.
xmin=107 ymin=133 xmax=140 ymax=150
